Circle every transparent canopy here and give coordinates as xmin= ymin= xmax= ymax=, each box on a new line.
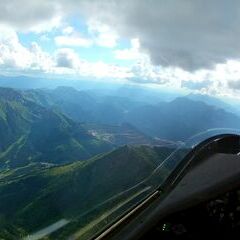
xmin=20 ymin=128 xmax=240 ymax=240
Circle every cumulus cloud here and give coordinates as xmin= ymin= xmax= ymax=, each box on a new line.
xmin=2 ymin=0 xmax=240 ymax=71
xmin=0 ymin=26 xmax=29 ymax=67
xmin=29 ymin=42 xmax=54 ymax=71
xmin=55 ymin=48 xmax=80 ymax=68
xmin=0 ymin=0 xmax=62 ymax=32
xmin=228 ymin=80 xmax=240 ymax=90
xmin=54 ymin=48 xmax=132 ymax=78
xmin=114 ymin=39 xmax=142 ymax=60
xmin=0 ymin=23 xmax=132 ymax=79
xmin=0 ymin=25 xmax=53 ymax=71
xmin=75 ymin=0 xmax=240 ymax=71
xmin=55 ymin=23 xmax=118 ymax=48
xmin=55 ymin=26 xmax=93 ymax=47
xmin=1 ymin=0 xmax=240 ymax=98
xmin=62 ymin=26 xmax=74 ymax=35
xmin=79 ymin=61 xmax=132 ymax=79
xmin=87 ymin=20 xmax=118 ymax=48
xmin=55 ymin=35 xmax=92 ymax=47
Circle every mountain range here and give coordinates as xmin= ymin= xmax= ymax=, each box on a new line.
xmin=126 ymin=97 xmax=240 ymax=140
xmin=23 ymin=86 xmax=240 ymax=141
xmin=0 ymin=145 xmax=174 ymax=239
xmin=1 ymin=86 xmax=240 ymax=169
xmin=0 ymin=85 xmax=240 ymax=239
xmin=0 ymin=88 xmax=113 ymax=169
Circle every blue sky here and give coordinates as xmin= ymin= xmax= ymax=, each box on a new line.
xmin=18 ymin=18 xmax=133 ymax=65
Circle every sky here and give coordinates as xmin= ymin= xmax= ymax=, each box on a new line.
xmin=0 ymin=0 xmax=240 ymax=98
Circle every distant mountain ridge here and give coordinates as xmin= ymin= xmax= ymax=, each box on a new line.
xmin=0 ymin=88 xmax=113 ymax=169
xmin=21 ymin=87 xmax=240 ymax=141
xmin=126 ymin=97 xmax=240 ymax=140
xmin=1 ymin=86 xmax=240 ymax=169
xmin=22 ymin=87 xmax=240 ymax=137
xmin=186 ymin=93 xmax=240 ymax=116
xmin=24 ymin=86 xmax=132 ymax=124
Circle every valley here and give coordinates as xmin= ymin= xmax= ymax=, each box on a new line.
xmin=0 ymin=85 xmax=239 ymax=239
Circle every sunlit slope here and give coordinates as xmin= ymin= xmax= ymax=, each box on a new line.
xmin=0 ymin=145 xmax=173 ymax=238
xmin=82 ymin=122 xmax=174 ymax=146
xmin=0 ymin=88 xmax=113 ymax=168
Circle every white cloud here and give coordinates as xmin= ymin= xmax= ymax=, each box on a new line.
xmin=29 ymin=42 xmax=54 ymax=71
xmin=0 ymin=0 xmax=62 ymax=33
xmin=2 ymin=0 xmax=240 ymax=71
xmin=0 ymin=23 xmax=132 ymax=79
xmin=54 ymin=48 xmax=133 ymax=79
xmin=80 ymin=61 xmax=133 ymax=78
xmin=75 ymin=0 xmax=240 ymax=72
xmin=0 ymin=25 xmax=33 ymax=68
xmin=55 ymin=26 xmax=93 ymax=48
xmin=88 ymin=20 xmax=118 ymax=48
xmin=114 ymin=38 xmax=142 ymax=60
xmin=1 ymin=1 xmax=240 ymax=98
xmin=0 ymin=25 xmax=53 ymax=71
xmin=55 ymin=35 xmax=93 ymax=47
xmin=55 ymin=22 xmax=118 ymax=48
xmin=55 ymin=48 xmax=81 ymax=69
xmin=40 ymin=34 xmax=50 ymax=42
xmin=29 ymin=16 xmax=62 ymax=33
xmin=62 ymin=26 xmax=74 ymax=35
xmin=125 ymin=53 xmax=240 ymax=98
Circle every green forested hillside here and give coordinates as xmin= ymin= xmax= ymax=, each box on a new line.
xmin=1 ymin=86 xmax=239 ymax=239
xmin=0 ymin=88 xmax=113 ymax=169
xmin=0 ymin=145 xmax=173 ymax=239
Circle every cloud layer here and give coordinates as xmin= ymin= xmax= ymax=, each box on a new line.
xmin=1 ymin=0 xmax=240 ymax=71
xmin=0 ymin=0 xmax=240 ymax=98
xmin=77 ymin=0 xmax=240 ymax=71
xmin=0 ymin=0 xmax=61 ymax=32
